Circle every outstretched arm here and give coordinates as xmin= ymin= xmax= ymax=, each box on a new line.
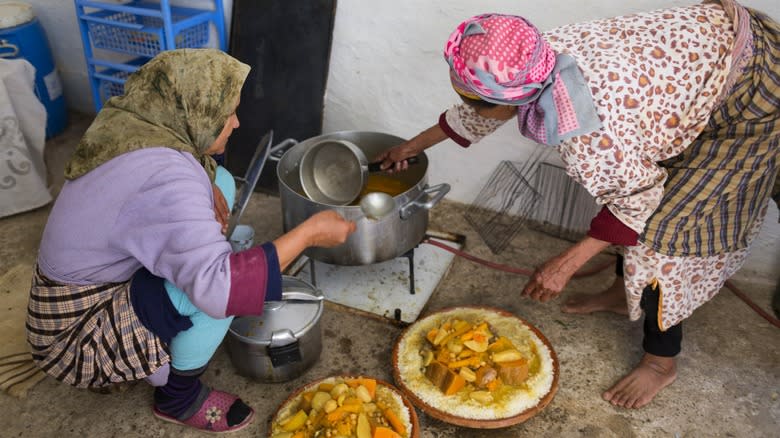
xmin=521 ymin=236 xmax=611 ymax=302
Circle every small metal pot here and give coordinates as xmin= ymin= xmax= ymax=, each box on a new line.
xmin=226 ymin=277 xmax=323 ymax=383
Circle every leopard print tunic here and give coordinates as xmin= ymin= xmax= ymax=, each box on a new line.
xmin=444 ymin=2 xmax=774 ymax=329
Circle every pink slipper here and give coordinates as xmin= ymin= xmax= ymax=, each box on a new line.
xmin=153 ymin=390 xmax=255 ymax=434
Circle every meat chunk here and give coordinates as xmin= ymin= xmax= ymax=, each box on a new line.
xmin=496 ymin=359 xmax=529 ymax=386
xmin=474 ymin=366 xmax=497 ymax=388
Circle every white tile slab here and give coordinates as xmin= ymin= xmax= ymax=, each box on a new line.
xmin=294 ymin=238 xmax=461 ymax=324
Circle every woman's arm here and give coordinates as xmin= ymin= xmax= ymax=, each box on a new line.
xmin=376 ymin=103 xmax=515 ymax=172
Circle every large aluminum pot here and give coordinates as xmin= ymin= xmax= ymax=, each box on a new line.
xmin=278 ymin=131 xmax=450 ymax=265
xmin=226 ymin=276 xmax=323 ymax=383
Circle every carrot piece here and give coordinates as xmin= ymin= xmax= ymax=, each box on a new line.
xmin=346 ymin=377 xmax=377 ymax=399
xmin=292 ymin=432 xmax=305 ymax=438
xmin=373 ymin=426 xmax=402 ymax=438
xmin=426 ymin=328 xmax=439 ymax=344
xmin=486 ymin=378 xmax=501 ymax=392
xmin=447 ymin=357 xmax=480 ymax=369
xmin=383 ymin=408 xmax=406 ymax=435
xmin=327 ymin=407 xmax=348 ymax=423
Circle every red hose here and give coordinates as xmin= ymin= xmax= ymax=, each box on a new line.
xmin=422 ymin=238 xmax=780 ymax=328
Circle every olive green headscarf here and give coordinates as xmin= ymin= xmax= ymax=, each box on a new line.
xmin=65 ymin=49 xmax=250 ymax=181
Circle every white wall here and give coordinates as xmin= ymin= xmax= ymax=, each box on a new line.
xmin=23 ymin=0 xmax=780 ymax=282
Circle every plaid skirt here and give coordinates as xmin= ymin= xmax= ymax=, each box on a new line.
xmin=26 ymin=266 xmax=169 ymax=388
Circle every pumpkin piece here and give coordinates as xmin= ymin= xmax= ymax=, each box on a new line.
xmin=383 ymin=408 xmax=406 ymax=435
xmin=318 ymin=382 xmax=335 ymax=392
xmin=340 ymin=402 xmax=362 ymax=413
xmin=435 ymin=348 xmax=452 ymax=364
xmin=291 ymin=432 xmax=305 ymax=438
xmin=373 ymin=426 xmax=402 ymax=438
xmin=346 ymin=378 xmax=377 ymax=399
xmin=444 ymin=373 xmax=466 ymax=395
xmin=425 ymin=360 xmax=467 ymax=395
xmin=326 ymin=407 xmax=349 ymax=423
xmin=497 ymin=358 xmax=529 ymax=386
xmin=280 ymin=410 xmax=308 ymax=432
xmin=426 ymin=328 xmax=439 ymax=344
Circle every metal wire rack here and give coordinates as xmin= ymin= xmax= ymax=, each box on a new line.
xmin=463 ymin=157 xmax=543 ymax=254
xmin=464 ymin=148 xmax=600 ymax=253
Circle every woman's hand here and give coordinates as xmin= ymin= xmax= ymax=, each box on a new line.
xmin=212 ymin=184 xmax=230 ymax=235
xmin=273 ymin=211 xmax=357 ymax=271
xmin=521 ymin=254 xmax=577 ymax=302
xmin=301 ymin=210 xmax=357 ymax=247
xmin=374 ymin=123 xmax=449 ymax=173
xmin=521 ymin=236 xmax=611 ymax=302
xmin=375 ymin=142 xmax=420 ymax=174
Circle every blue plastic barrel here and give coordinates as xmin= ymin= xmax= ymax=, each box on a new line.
xmin=0 ymin=3 xmax=67 ymax=138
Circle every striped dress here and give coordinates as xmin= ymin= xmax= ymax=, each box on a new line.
xmin=442 ymin=1 xmax=779 ymax=329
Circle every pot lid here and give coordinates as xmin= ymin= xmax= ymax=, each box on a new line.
xmin=229 ymin=277 xmax=323 ymax=344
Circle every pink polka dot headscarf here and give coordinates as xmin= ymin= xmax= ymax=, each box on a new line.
xmin=444 ymin=14 xmax=556 ymax=105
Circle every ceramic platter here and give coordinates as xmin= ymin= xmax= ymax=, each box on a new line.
xmin=391 ymin=306 xmax=559 ymax=429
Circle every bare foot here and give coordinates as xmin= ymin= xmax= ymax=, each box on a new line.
xmin=602 ymin=353 xmax=677 ymax=409
xmin=561 ymin=276 xmax=628 ymax=315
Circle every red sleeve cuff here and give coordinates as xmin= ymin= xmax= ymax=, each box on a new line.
xmin=225 ymin=243 xmax=282 ymax=316
xmin=587 ymin=206 xmax=638 ymax=246
xmin=439 ymin=111 xmax=471 ymax=148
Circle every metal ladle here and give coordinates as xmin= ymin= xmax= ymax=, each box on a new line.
xmin=358 ymin=192 xmax=395 ymax=220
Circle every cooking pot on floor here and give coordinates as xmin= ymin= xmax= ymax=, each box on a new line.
xmin=226 ymin=276 xmax=323 ymax=383
xmin=277 ymin=131 xmax=450 ymax=265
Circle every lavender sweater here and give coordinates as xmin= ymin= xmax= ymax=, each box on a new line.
xmin=38 ymin=148 xmax=278 ymax=318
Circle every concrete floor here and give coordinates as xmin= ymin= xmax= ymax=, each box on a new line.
xmin=1 ymin=113 xmax=778 ymax=437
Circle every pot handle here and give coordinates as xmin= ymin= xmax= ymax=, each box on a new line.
xmin=400 ymin=183 xmax=451 ymax=220
xmin=267 ymin=329 xmax=303 ymax=367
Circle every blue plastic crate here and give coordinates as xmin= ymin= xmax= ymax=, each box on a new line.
xmin=93 ymin=57 xmax=148 ymax=102
xmin=86 ymin=8 xmax=209 ymax=58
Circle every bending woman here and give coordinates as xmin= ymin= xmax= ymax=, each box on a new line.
xmin=26 ymin=49 xmax=356 ymax=433
xmin=377 ymin=1 xmax=779 ymax=408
